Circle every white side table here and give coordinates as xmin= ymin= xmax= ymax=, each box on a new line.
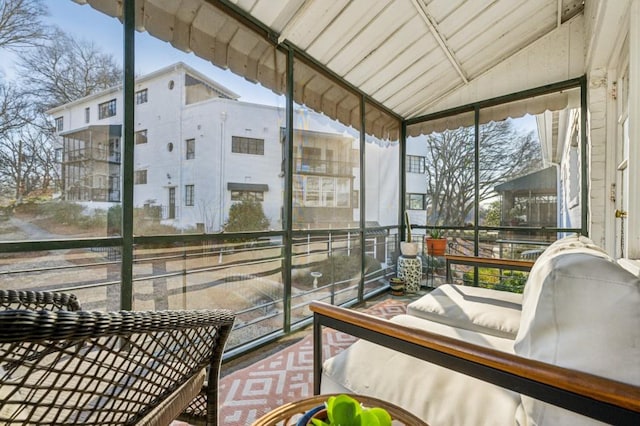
xmin=397 ymin=255 xmax=422 ymax=294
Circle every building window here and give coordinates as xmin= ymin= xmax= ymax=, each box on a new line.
xmin=136 ymin=88 xmax=148 ymax=104
xmin=55 ymin=117 xmax=63 ymax=132
xmin=134 ymin=170 xmax=147 ymax=185
xmin=84 ymin=107 xmax=90 ymax=123
xmin=406 ymin=193 xmax=426 ymax=210
xmin=293 ymin=176 xmax=351 ymax=208
xmin=185 ymin=185 xmax=194 ymax=206
xmin=186 ymin=138 xmax=195 ymax=159
xmin=232 ymin=136 xmax=264 ymax=155
xmin=407 ymin=155 xmax=426 ymax=173
xmin=231 ymin=190 xmax=264 ymax=201
xmin=98 ymin=99 xmax=116 ymax=119
xmin=135 ymin=129 xmax=148 ymax=145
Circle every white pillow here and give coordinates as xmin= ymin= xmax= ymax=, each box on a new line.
xmin=407 ymin=284 xmax=522 ymax=338
xmin=514 ymin=243 xmax=640 ymax=425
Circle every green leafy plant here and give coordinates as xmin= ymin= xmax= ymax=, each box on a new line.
xmin=428 ymin=228 xmax=444 ymax=239
xmin=462 ymin=268 xmax=528 ymax=293
xmin=311 ymin=394 xmax=392 ymax=426
xmin=404 ymin=211 xmax=412 ymax=242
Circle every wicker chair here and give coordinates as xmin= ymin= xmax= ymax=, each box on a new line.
xmin=0 ymin=289 xmax=235 ymax=426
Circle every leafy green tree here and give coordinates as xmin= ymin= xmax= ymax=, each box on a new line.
xmin=224 ymin=199 xmax=270 ymax=232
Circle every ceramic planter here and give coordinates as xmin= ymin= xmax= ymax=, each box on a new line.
xmin=400 ymin=241 xmax=418 ymax=257
xmin=425 ymin=237 xmax=447 ymax=256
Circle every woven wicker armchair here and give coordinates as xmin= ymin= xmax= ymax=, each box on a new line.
xmin=0 ymin=289 xmax=235 ymax=426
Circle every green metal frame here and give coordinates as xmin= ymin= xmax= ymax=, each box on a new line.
xmin=0 ymin=0 xmax=589 ymax=359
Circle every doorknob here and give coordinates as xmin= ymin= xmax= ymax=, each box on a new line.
xmin=615 ymin=209 xmax=628 ymax=218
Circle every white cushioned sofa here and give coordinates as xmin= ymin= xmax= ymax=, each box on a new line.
xmin=319 ymin=235 xmax=640 ymax=425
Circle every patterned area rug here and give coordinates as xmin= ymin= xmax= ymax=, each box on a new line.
xmin=218 ymin=298 xmax=407 ymax=425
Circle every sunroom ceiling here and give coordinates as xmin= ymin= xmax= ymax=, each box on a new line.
xmin=75 ymin=0 xmax=584 ymax=124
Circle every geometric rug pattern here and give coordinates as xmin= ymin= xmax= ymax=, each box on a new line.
xmin=217 ymin=299 xmax=407 ymax=425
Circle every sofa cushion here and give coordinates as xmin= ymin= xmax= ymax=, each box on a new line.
xmin=514 ymin=238 xmax=640 ymax=425
xmin=407 ymin=284 xmax=522 ymax=339
xmin=322 ymin=314 xmax=520 ymax=426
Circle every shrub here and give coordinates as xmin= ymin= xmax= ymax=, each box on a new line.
xmin=462 ymin=267 xmax=527 ymax=293
xmin=224 ymin=199 xmax=270 ymax=232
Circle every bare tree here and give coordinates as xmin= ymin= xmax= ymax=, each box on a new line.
xmin=0 ymin=121 xmax=56 ymax=201
xmin=18 ymin=28 xmax=122 ymax=112
xmin=424 ymin=120 xmax=542 ymax=226
xmin=0 ymin=81 xmax=31 ymax=135
xmin=0 ymin=0 xmax=48 ymax=51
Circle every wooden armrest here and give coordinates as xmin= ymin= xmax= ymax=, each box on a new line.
xmin=310 ymin=301 xmax=640 ymax=425
xmin=444 ymin=254 xmax=535 ymax=269
xmin=444 ymin=255 xmax=534 ymax=282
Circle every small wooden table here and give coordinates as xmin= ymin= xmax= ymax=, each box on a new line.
xmin=251 ymin=393 xmax=429 ymax=426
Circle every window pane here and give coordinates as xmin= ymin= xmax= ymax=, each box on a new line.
xmin=0 ymin=247 xmax=122 ymax=310
xmin=292 ymin=60 xmax=362 ymax=306
xmin=135 ymin=129 xmax=147 ymax=144
xmin=479 ymin=87 xmax=582 ymax=246
xmin=364 ymin=103 xmax=400 ymax=297
xmin=132 ymin=14 xmax=286 ymax=237
xmin=0 ymin=1 xmax=123 ymax=242
xmin=292 ymin=59 xmax=361 ymax=230
xmin=406 ymin=111 xmax=476 ymax=229
xmin=132 ymin=238 xmax=284 ymax=349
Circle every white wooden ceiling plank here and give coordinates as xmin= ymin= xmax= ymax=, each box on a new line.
xmin=447 ymin=0 xmax=552 ymax=50
xmin=358 ymin=35 xmax=440 ymax=94
xmin=279 ymin=0 xmax=351 ymax=50
xmin=390 ymin=75 xmax=462 ymax=117
xmin=326 ymin=2 xmax=417 ymax=75
xmin=371 ymin=50 xmax=453 ymax=103
xmin=304 ymin=0 xmax=392 ymax=63
xmin=434 ymin=0 xmax=499 ymax=37
xmin=344 ymin=14 xmax=427 ymax=86
xmin=244 ymin=0 xmax=295 ymax=29
xmin=386 ymin=59 xmax=457 ymax=106
xmin=423 ymin=0 xmax=467 ymax=22
xmin=459 ymin=6 xmax=558 ymax=77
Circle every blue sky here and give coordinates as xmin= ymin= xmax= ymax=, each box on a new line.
xmin=0 ymin=0 xmax=278 ymax=105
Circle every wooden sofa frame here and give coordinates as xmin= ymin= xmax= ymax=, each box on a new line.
xmin=0 ymin=290 xmax=235 ymax=425
xmin=310 ymin=301 xmax=640 ymax=425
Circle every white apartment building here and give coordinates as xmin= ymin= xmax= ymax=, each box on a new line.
xmin=48 ymin=62 xmax=399 ymax=232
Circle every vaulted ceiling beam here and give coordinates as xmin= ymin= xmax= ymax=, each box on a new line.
xmin=410 ymin=0 xmax=469 ymax=84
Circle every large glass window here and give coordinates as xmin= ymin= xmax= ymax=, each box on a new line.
xmin=291 ymin=58 xmax=362 ymax=312
xmin=406 ymin=85 xmax=583 ymax=269
xmin=0 ymin=0 xmax=123 ymax=306
xmin=127 ymin=3 xmax=288 ymax=346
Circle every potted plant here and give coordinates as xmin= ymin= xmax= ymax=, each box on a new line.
xmin=400 ymin=211 xmax=418 ymax=257
xmin=425 ymin=228 xmax=447 ymax=256
xmin=298 ymin=394 xmax=392 ymax=426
